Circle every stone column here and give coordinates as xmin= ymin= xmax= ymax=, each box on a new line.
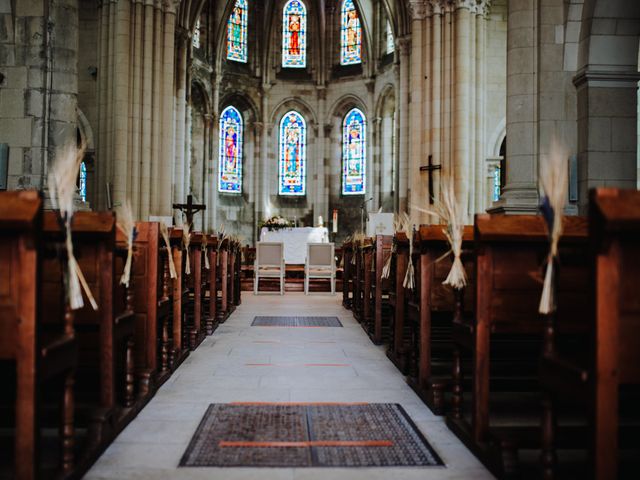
xmin=252 ymin=121 xmax=264 ymax=240
xmin=173 ymin=28 xmax=188 ymax=220
xmin=429 ymin=3 xmax=443 ymax=211
xmin=139 ymin=0 xmax=154 ymax=218
xmin=314 ymin=86 xmax=327 ymax=224
xmin=490 ymin=0 xmax=539 ymax=213
xmin=129 ymin=1 xmax=143 ymax=215
xmin=396 ymin=36 xmax=411 ymax=212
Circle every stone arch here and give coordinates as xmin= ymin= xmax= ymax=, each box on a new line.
xmin=219 ymin=91 xmax=260 ymax=124
xmin=487 ymin=117 xmax=506 ymax=158
xmin=270 ymin=97 xmax=318 ymax=127
xmin=328 ymin=93 xmax=368 ymax=122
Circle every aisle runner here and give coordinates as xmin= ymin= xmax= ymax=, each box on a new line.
xmin=252 ymin=316 xmax=343 ymax=327
xmin=180 ymin=403 xmax=443 ymax=467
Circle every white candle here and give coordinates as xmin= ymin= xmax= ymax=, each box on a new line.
xmin=332 ymin=209 xmax=338 ymax=233
xmin=318 ymin=215 xmax=323 ymax=226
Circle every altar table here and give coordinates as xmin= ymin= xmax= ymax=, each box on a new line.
xmin=260 ymin=227 xmax=329 ymax=264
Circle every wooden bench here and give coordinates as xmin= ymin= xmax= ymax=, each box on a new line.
xmin=386 ymin=232 xmax=411 ymax=374
xmin=169 ymin=227 xmax=189 ymax=369
xmin=216 ymin=238 xmax=230 ymax=323
xmin=366 ymin=235 xmax=393 ymax=345
xmin=0 ymin=191 xmax=77 ymax=478
xmin=407 ymin=225 xmax=474 ymax=415
xmin=539 ymin=188 xmax=640 ymax=479
xmin=447 ymin=214 xmax=589 ymax=477
xmin=186 ymin=233 xmax=207 ymax=350
xmin=204 ymin=234 xmax=218 ymax=334
xmin=342 ymin=241 xmax=354 ymax=309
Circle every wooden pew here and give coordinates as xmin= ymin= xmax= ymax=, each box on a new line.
xmin=341 ymin=240 xmax=353 ymax=309
xmin=539 ymin=188 xmax=640 ymax=479
xmin=216 ymin=237 xmax=229 ymax=323
xmin=169 ymin=227 xmax=189 ymax=369
xmin=0 ymin=191 xmax=77 ymax=479
xmin=447 ymin=214 xmax=589 ymax=477
xmin=42 ymin=211 xmax=138 ymax=459
xmin=232 ymin=240 xmax=242 ymax=307
xmin=187 ymin=233 xmax=207 ymax=350
xmin=407 ymin=225 xmax=474 ymax=415
xmin=368 ymin=235 xmax=393 ymax=345
xmin=204 ymin=235 xmax=218 ymax=334
xmin=386 ymin=232 xmax=411 ymax=374
xmin=352 ymin=239 xmax=372 ymax=323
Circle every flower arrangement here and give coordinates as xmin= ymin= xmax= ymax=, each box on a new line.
xmin=259 ymin=215 xmax=294 ymax=231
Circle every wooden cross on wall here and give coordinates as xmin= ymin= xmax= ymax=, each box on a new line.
xmin=173 ymin=195 xmax=206 ymax=231
xmin=419 ymin=155 xmax=441 ymax=204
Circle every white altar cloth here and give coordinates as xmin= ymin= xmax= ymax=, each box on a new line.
xmin=260 ymin=227 xmax=329 ymax=264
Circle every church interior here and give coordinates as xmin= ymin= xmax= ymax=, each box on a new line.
xmin=1 ymin=0 xmax=639 ymax=478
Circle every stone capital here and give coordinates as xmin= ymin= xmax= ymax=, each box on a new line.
xmin=162 ymin=0 xmax=181 ymax=14
xmin=323 ymin=123 xmax=333 ymax=136
xmin=396 ymin=36 xmax=411 ymax=56
xmin=408 ymin=1 xmax=429 ymax=20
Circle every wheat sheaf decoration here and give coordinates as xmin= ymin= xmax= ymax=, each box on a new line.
xmin=381 ymin=212 xmax=411 ymax=280
xmin=159 ymin=222 xmax=177 ymax=279
xmin=413 ymin=177 xmax=467 ymax=290
xmin=116 ymin=200 xmax=136 ymax=288
xmin=538 ymin=138 xmax=569 ymax=314
xmin=202 ymin=235 xmax=210 ymax=270
xmin=183 ymin=224 xmax=192 ymax=276
xmin=47 ymin=144 xmax=98 ymax=311
xmin=216 ymin=224 xmax=228 ymax=267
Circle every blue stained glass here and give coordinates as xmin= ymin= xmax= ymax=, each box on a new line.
xmin=282 ymin=0 xmax=307 ymax=68
xmin=227 ymin=0 xmax=248 ymax=63
xmin=340 ymin=0 xmax=362 ymax=65
xmin=342 ymin=108 xmax=366 ymax=195
xmin=79 ymin=161 xmax=87 ymax=201
xmin=386 ymin=20 xmax=394 ymax=54
xmin=493 ymin=164 xmax=501 ymax=202
xmin=279 ymin=111 xmax=306 ymax=196
xmin=218 ymin=106 xmax=243 ymax=194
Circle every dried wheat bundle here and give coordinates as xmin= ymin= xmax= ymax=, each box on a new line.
xmin=202 ymin=235 xmax=210 ymax=270
xmin=412 ymin=177 xmax=467 ymax=290
xmin=159 ymin=222 xmax=177 ymax=279
xmin=116 ymin=200 xmax=135 ymax=288
xmin=48 ymin=144 xmax=98 ymax=311
xmin=381 ymin=212 xmax=412 ymax=280
xmin=538 ymin=138 xmax=569 ymax=314
xmin=403 ymin=228 xmax=416 ymax=290
xmin=182 ymin=224 xmax=192 ymax=276
xmin=351 ymin=232 xmax=366 ymax=265
xmin=339 ymin=234 xmax=351 ymax=268
xmin=216 ymin=224 xmax=228 ymax=266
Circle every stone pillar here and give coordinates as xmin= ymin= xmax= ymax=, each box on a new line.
xmin=314 ymin=86 xmax=327 ymax=224
xmin=490 ymin=0 xmax=539 ymax=213
xmin=429 ymin=3 xmax=443 ymax=212
xmin=396 ymin=36 xmax=411 ymax=213
xmin=173 ymin=28 xmax=188 ymax=220
xmin=252 ymin=121 xmax=264 ymax=240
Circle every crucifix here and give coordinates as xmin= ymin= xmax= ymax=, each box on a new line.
xmin=173 ymin=194 xmax=206 ymax=231
xmin=419 ymin=155 xmax=441 ymax=204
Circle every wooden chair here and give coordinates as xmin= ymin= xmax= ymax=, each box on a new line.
xmin=0 ymin=191 xmax=77 ymax=478
xmin=304 ymin=243 xmax=336 ymax=294
xmin=539 ymin=188 xmax=640 ymax=479
xmin=254 ymin=242 xmax=285 ymax=295
xmin=447 ymin=214 xmax=589 ymax=477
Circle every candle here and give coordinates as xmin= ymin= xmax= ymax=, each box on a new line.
xmin=332 ymin=209 xmax=338 ymax=233
xmin=318 ymin=215 xmax=323 ymax=226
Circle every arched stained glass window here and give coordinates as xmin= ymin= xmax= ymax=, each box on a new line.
xmin=340 ymin=0 xmax=362 ymax=65
xmin=342 ymin=108 xmax=366 ymax=195
xmin=193 ymin=19 xmax=201 ymax=49
xmin=282 ymin=0 xmax=307 ymax=68
xmin=78 ymin=161 xmax=87 ymax=201
xmin=218 ymin=106 xmax=243 ymax=193
xmin=386 ymin=20 xmax=394 ymax=55
xmin=279 ymin=111 xmax=306 ymax=195
xmin=227 ymin=0 xmax=248 ymax=63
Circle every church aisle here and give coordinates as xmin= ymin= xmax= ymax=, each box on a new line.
xmin=84 ymin=294 xmax=493 ymax=479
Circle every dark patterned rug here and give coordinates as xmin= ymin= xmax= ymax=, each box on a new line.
xmin=252 ymin=316 xmax=343 ymax=327
xmin=180 ymin=403 xmax=443 ymax=467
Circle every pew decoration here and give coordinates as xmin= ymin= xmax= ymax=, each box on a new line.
xmin=116 ymin=200 xmax=136 ymax=288
xmin=403 ymin=226 xmax=416 ymax=290
xmin=414 ymin=180 xmax=467 ymax=290
xmin=538 ymin=139 xmax=569 ymax=314
xmin=47 ymin=144 xmax=98 ymax=311
xmin=216 ymin=224 xmax=228 ymax=266
xmin=382 ymin=213 xmax=411 ymax=279
xmin=351 ymin=232 xmax=366 ymax=265
xmin=202 ymin=235 xmax=210 ymax=270
xmin=159 ymin=222 xmax=177 ymax=279
xmin=183 ymin=224 xmax=192 ymax=275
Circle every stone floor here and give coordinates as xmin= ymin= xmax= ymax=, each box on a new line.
xmin=84 ymin=293 xmax=494 ymax=479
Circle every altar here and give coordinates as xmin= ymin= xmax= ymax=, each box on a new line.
xmin=259 ymin=226 xmax=329 ymax=264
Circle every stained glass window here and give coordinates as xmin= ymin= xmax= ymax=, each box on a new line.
xmin=282 ymin=0 xmax=307 ymax=68
xmin=342 ymin=108 xmax=366 ymax=195
xmin=386 ymin=20 xmax=394 ymax=54
xmin=227 ymin=0 xmax=248 ymax=63
xmin=279 ymin=111 xmax=306 ymax=195
xmin=218 ymin=106 xmax=243 ymax=194
xmin=79 ymin=161 xmax=87 ymax=202
xmin=340 ymin=0 xmax=362 ymax=65
xmin=493 ymin=164 xmax=501 ymax=202
xmin=193 ymin=19 xmax=201 ymax=49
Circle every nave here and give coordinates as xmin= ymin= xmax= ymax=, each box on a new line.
xmin=85 ymin=294 xmax=493 ymax=480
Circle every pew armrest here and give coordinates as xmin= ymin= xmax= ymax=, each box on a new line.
xmin=40 ymin=334 xmax=78 ymax=379
xmin=539 ymin=353 xmax=589 ymax=401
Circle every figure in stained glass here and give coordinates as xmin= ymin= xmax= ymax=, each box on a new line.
xmin=227 ymin=0 xmax=248 ymax=63
xmin=279 ymin=111 xmax=306 ymax=195
xmin=282 ymin=0 xmax=307 ymax=68
xmin=218 ymin=106 xmax=243 ymax=193
xmin=340 ymin=0 xmax=362 ymax=65
xmin=342 ymin=108 xmax=366 ymax=195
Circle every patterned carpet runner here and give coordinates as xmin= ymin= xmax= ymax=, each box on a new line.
xmin=180 ymin=403 xmax=443 ymax=467
xmin=252 ymin=316 xmax=343 ymax=327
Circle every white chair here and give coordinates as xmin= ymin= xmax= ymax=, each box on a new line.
xmin=254 ymin=242 xmax=285 ymax=295
xmin=305 ymin=243 xmax=336 ymax=295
